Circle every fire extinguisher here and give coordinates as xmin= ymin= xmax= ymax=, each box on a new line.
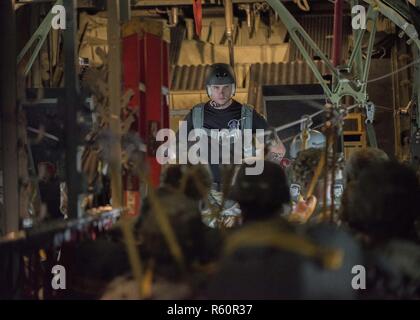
xmin=123 ymin=174 xmax=141 ymax=216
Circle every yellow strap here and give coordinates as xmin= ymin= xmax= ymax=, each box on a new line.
xmin=225 ymin=221 xmax=343 ymax=270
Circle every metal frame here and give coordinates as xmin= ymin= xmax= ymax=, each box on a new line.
xmin=0 ymin=0 xmax=19 ymax=235
xmin=17 ymin=0 xmax=62 ymax=76
xmin=265 ymin=0 xmax=420 ymax=104
xmin=413 ymin=46 xmax=420 ymax=131
xmin=266 ymin=0 xmax=380 ymax=105
xmin=63 ymin=0 xmax=80 ymax=218
xmin=15 ymin=0 xmax=81 ymax=219
xmin=17 ymin=0 xmax=80 ymax=219
xmin=266 ymin=0 xmax=337 ymax=102
xmin=265 ymin=0 xmax=420 ymax=150
xmin=360 ymin=0 xmax=420 ymax=129
xmin=107 ymin=0 xmax=124 ymax=209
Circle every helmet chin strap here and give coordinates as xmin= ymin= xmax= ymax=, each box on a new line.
xmin=210 ymin=98 xmax=233 ymax=109
xmin=210 ymin=100 xmax=221 ymax=108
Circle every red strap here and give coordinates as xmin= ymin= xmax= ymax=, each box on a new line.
xmin=192 ymin=0 xmax=202 ymax=37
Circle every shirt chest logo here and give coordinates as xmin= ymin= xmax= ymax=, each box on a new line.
xmin=227 ymin=119 xmax=241 ymax=130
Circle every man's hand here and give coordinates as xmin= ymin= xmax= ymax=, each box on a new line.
xmin=266 ymin=140 xmax=286 ymax=164
xmin=264 ymin=128 xmax=286 ymax=165
xmin=288 ymin=195 xmax=317 ymax=224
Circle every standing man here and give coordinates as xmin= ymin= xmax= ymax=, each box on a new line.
xmin=180 ymin=63 xmax=285 ymax=227
xmin=182 ymin=63 xmax=285 ymax=188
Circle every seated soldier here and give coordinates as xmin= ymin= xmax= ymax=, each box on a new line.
xmin=205 ymin=161 xmax=364 ymax=299
xmin=135 ymin=163 xmax=212 ymax=230
xmin=340 ymin=161 xmax=420 ymax=298
xmin=287 ymin=148 xmax=344 ymax=224
xmin=101 ymin=164 xmax=222 ymax=300
xmin=343 ymin=147 xmax=389 ymax=185
xmin=229 ymin=160 xmax=291 ymax=224
xmin=102 ymin=190 xmax=223 ymax=300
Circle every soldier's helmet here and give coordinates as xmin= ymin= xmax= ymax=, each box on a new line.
xmin=205 ymin=63 xmax=236 ymax=97
xmin=161 ymin=163 xmax=212 ymax=200
xmin=340 ymin=161 xmax=420 ymax=240
xmin=290 ymin=129 xmax=326 ymax=159
xmin=229 ymin=161 xmax=290 ymax=221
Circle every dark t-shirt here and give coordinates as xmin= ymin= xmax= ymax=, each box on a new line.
xmin=183 ymin=100 xmax=268 ymax=133
xmin=182 ymin=100 xmax=268 ymax=183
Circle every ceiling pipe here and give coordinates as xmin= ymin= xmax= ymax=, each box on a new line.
xmin=224 ymin=0 xmax=235 ymax=67
xmin=332 ymin=0 xmax=343 ymax=67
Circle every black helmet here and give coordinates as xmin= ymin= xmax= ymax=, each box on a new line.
xmin=229 ymin=161 xmax=290 ymax=220
xmin=205 ymin=63 xmax=236 ymax=97
xmin=161 ymin=163 xmax=212 ymax=200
